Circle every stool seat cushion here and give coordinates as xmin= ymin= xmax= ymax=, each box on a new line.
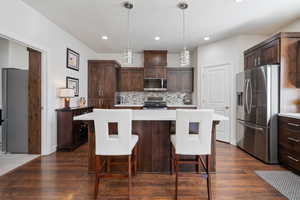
xmin=170 ymin=135 xmax=200 ymax=147
xmin=108 ymin=134 xmax=139 ymax=153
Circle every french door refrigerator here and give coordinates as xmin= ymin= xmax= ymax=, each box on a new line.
xmin=2 ymin=68 xmax=28 ymax=153
xmin=236 ymin=65 xmax=279 ymax=164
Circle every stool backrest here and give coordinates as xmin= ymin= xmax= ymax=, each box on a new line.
xmin=175 ymin=109 xmax=214 ymax=155
xmin=93 ymin=109 xmax=132 ymax=155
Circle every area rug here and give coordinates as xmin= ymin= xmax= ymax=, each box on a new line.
xmin=0 ymin=154 xmax=39 ymax=176
xmin=255 ymin=170 xmax=300 ymax=200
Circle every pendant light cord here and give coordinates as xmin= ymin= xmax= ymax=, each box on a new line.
xmin=127 ymin=8 xmax=131 ymax=50
xmin=182 ymin=9 xmax=186 ymax=50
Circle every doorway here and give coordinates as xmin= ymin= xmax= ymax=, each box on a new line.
xmin=0 ymin=37 xmax=41 ymax=155
xmin=201 ymin=63 xmax=231 ymax=143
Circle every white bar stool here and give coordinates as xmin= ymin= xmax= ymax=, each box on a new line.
xmin=93 ymin=109 xmax=138 ymax=199
xmin=170 ymin=109 xmax=214 ymax=200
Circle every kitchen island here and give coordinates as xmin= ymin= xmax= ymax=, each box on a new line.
xmin=74 ymin=110 xmax=227 ymax=174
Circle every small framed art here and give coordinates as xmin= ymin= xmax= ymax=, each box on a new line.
xmin=66 ymin=48 xmax=80 ymax=71
xmin=66 ymin=76 xmax=79 ymax=96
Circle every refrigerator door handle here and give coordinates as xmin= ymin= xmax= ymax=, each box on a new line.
xmin=244 ymin=79 xmax=249 ymax=114
xmin=249 ymin=79 xmax=253 ymax=114
xmin=237 ymin=120 xmax=264 ymax=132
xmin=245 ymin=79 xmax=251 ymax=114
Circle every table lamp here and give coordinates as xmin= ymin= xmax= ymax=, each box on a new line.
xmin=59 ymin=88 xmax=75 ymax=109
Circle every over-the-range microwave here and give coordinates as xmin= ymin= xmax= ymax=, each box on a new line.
xmin=144 ymin=78 xmax=167 ymax=92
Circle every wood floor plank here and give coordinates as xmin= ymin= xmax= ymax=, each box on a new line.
xmin=0 ymin=142 xmax=287 ymax=200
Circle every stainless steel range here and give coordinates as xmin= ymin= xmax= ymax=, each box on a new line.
xmin=143 ymin=97 xmax=167 ymax=109
xmin=236 ymin=65 xmax=279 ymax=164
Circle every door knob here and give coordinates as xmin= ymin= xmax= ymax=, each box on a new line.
xmin=225 ymin=106 xmax=230 ymax=110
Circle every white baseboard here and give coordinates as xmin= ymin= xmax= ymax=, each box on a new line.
xmin=43 ymin=145 xmax=57 ymax=156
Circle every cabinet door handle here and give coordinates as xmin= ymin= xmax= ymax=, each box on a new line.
xmin=287 ymin=123 xmax=300 ymax=127
xmin=257 ymin=56 xmax=260 ymax=65
xmin=254 ymin=58 xmax=257 ymax=66
xmin=287 ymin=156 xmax=299 ymax=162
xmin=98 ymin=89 xmax=101 ymax=97
xmin=288 ymin=137 xmax=300 ymax=143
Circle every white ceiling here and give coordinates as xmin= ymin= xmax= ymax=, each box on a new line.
xmin=22 ymin=0 xmax=300 ymax=53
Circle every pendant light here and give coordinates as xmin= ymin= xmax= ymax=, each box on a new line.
xmin=178 ymin=1 xmax=190 ymax=67
xmin=124 ymin=1 xmax=134 ymax=65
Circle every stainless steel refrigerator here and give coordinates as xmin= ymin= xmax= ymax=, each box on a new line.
xmin=236 ymin=65 xmax=279 ymax=164
xmin=2 ymin=68 xmax=28 ymax=153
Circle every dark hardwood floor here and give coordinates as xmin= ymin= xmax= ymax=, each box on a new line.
xmin=0 ymin=142 xmax=287 ymax=200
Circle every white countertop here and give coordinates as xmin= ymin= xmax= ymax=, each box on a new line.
xmin=74 ymin=110 xmax=228 ymax=121
xmin=114 ymin=104 xmax=143 ymax=107
xmin=278 ymin=113 xmax=300 ymax=119
xmin=114 ymin=104 xmax=197 ymax=108
xmin=167 ymin=104 xmax=197 ymax=108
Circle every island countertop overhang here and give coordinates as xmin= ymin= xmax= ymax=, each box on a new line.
xmin=74 ymin=109 xmax=228 ymax=121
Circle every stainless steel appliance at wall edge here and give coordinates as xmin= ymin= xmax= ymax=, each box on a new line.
xmin=236 ymin=65 xmax=279 ymax=164
xmin=2 ymin=68 xmax=29 ymax=153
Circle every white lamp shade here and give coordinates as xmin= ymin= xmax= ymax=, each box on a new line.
xmin=59 ymin=88 xmax=75 ymax=98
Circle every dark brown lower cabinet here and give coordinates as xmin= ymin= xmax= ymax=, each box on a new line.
xmin=56 ymin=107 xmax=93 ymax=151
xmin=278 ymin=116 xmax=300 ymax=174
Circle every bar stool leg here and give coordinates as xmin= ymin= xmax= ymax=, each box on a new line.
xmin=133 ymin=146 xmax=137 ymax=176
xmin=106 ymin=157 xmax=111 ymax=173
xmin=171 ymin=145 xmax=175 ymax=175
xmin=94 ymin=156 xmax=102 ymax=199
xmin=175 ymin=154 xmax=179 ymax=200
xmin=128 ymin=155 xmax=132 ymax=200
xmin=206 ymin=155 xmax=212 ymax=200
xmin=197 ymin=155 xmax=201 ymax=174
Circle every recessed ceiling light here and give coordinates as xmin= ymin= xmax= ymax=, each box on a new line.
xmin=235 ymin=0 xmax=244 ymax=3
xmin=101 ymin=35 xmax=108 ymax=40
xmin=204 ymin=36 xmax=210 ymax=41
xmin=155 ymin=36 xmax=160 ymax=41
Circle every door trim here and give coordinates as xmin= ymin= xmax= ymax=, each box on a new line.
xmin=0 ymin=33 xmax=48 ymax=155
xmin=28 ymin=48 xmax=42 ymax=154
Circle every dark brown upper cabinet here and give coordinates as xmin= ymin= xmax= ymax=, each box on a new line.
xmin=261 ymin=39 xmax=280 ymax=65
xmin=88 ymin=60 xmax=120 ymax=108
xmin=144 ymin=50 xmax=168 ymax=79
xmin=297 ymin=41 xmax=300 ymax=88
xmin=244 ymin=39 xmax=280 ymax=69
xmin=118 ymin=67 xmax=144 ymax=92
xmin=167 ymin=67 xmax=194 ymax=92
xmin=144 ymin=50 xmax=168 ymax=67
xmin=144 ymin=66 xmax=167 ymax=79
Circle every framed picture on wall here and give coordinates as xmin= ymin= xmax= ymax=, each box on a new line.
xmin=66 ymin=48 xmax=80 ymax=71
xmin=66 ymin=76 xmax=79 ymax=97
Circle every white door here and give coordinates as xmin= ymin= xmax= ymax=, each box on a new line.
xmin=201 ymin=64 xmax=231 ymax=143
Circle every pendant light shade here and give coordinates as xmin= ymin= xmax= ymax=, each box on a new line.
xmin=180 ymin=47 xmax=190 ymax=66
xmin=178 ymin=2 xmax=190 ymax=67
xmin=124 ymin=1 xmax=134 ymax=65
xmin=124 ymin=48 xmax=133 ymax=64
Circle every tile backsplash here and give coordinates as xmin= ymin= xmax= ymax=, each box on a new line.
xmin=117 ymin=92 xmax=192 ymax=105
